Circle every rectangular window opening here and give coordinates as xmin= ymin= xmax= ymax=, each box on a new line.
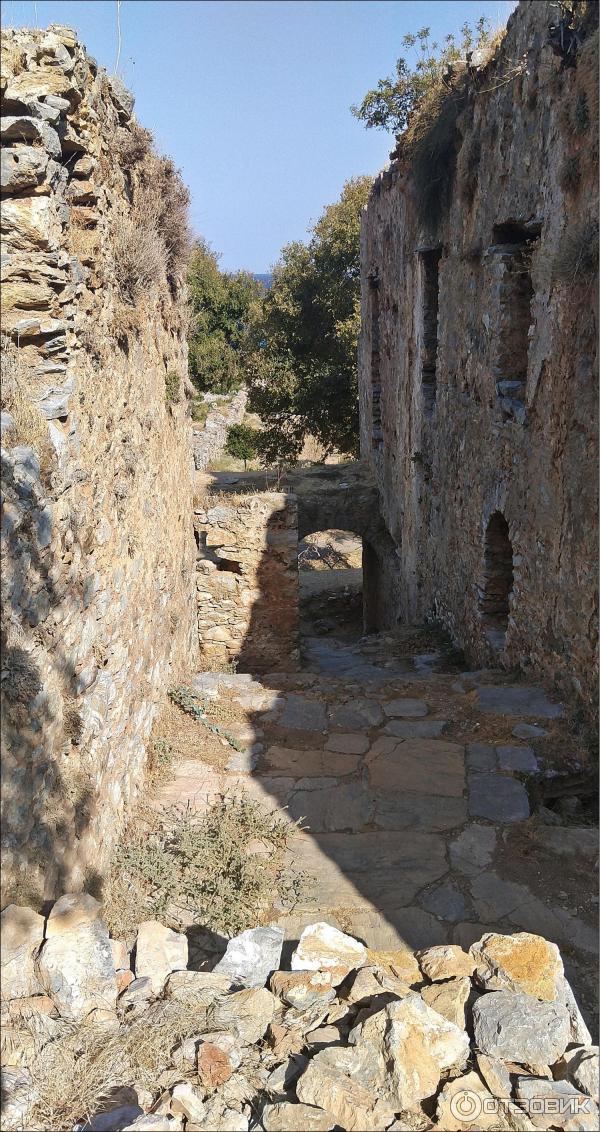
xmin=369 ymin=274 xmax=383 ymax=449
xmin=420 ymin=249 xmax=441 ymax=414
xmin=490 ymin=222 xmax=541 ymax=423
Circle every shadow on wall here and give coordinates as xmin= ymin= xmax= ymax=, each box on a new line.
xmin=198 ymin=475 xmax=447 ymax=955
xmin=1 ymin=450 xmax=100 ymax=908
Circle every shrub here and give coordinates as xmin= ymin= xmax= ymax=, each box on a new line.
xmin=191 ymin=398 xmax=209 ymax=426
xmin=137 ymin=158 xmax=191 ymax=283
xmin=103 ymin=791 xmax=304 ymax=938
xmin=351 ymin=19 xmax=494 ymax=135
xmin=552 ymin=218 xmax=599 ymax=283
xmin=116 ymin=121 xmax=153 ymax=167
xmin=225 ymin=422 xmax=260 ymax=468
xmin=112 ymin=214 xmax=167 ymax=300
xmin=164 ymin=369 xmax=181 ymax=403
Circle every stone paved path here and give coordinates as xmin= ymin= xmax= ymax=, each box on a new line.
xmin=156 ymin=632 xmax=599 ymax=1030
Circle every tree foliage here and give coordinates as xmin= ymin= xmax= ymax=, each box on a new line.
xmin=187 ymin=241 xmax=264 ymax=393
xmin=245 ymin=176 xmax=372 ymax=462
xmin=225 ymin=422 xmax=260 ymax=468
xmin=351 ymin=19 xmax=491 ymax=135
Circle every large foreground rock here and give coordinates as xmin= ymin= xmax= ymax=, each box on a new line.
xmin=0 ymin=905 xmax=45 ymax=999
xmin=213 ymin=925 xmax=284 ymax=988
xmin=36 ymin=913 xmax=116 ymax=1021
xmin=135 ymin=921 xmax=188 ymax=995
xmin=472 ymin=991 xmax=571 ymax=1064
xmin=514 ymin=1076 xmax=598 ymax=1131
xmin=470 ymin=932 xmax=564 ymax=1001
xmin=291 ymin=922 xmax=367 ymax=973
xmin=296 ymin=1046 xmax=395 ymax=1131
xmin=261 ymin=1101 xmax=335 ymax=1130
xmin=208 ymin=987 xmax=279 ymax=1044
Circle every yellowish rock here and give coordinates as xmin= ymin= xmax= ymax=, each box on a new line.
xmin=421 ymin=976 xmax=471 ymax=1029
xmin=470 ymin=933 xmax=564 ymax=1002
xmin=417 ymin=944 xmax=476 ymax=982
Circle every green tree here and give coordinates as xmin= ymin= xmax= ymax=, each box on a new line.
xmin=187 ymin=241 xmax=264 ymax=393
xmin=225 ymin=422 xmax=259 ymax=469
xmin=351 ymin=19 xmax=491 ymax=135
xmin=246 ymin=176 xmax=372 ymax=461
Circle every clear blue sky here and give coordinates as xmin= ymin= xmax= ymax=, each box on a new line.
xmin=2 ymin=0 xmax=515 ymax=271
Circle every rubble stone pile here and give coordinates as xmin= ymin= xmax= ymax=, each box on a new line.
xmin=1 ymin=897 xmax=598 ymax=1130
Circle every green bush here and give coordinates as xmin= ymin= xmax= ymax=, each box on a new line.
xmin=165 ymin=370 xmax=181 ymax=403
xmin=225 ymin=422 xmax=260 ymax=467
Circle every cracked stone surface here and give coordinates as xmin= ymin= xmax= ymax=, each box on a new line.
xmin=383 ymin=719 xmax=447 ymax=738
xmin=473 ymin=685 xmax=564 ymax=718
xmin=419 ymin=882 xmax=469 ymax=923
xmin=382 ymin=697 xmax=429 ymax=718
xmin=496 ymin=745 xmax=538 ymax=773
xmin=468 ymin=773 xmax=530 ymax=822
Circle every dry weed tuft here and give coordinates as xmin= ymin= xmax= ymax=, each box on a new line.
xmin=0 ymin=335 xmax=52 ymax=457
xmin=68 ymin=225 xmax=99 ymax=266
xmin=552 ymin=218 xmax=599 ymax=284
xmin=136 ymin=158 xmax=192 ymax=282
xmin=26 ymin=1000 xmax=206 ymax=1131
xmin=103 ymin=791 xmax=304 ymax=939
xmin=112 ymin=214 xmax=167 ymax=301
xmin=116 ymin=121 xmax=153 ymax=167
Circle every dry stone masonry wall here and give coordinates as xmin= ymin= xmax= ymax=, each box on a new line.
xmin=0 ymin=25 xmax=198 ymax=902
xmin=192 ymin=389 xmax=247 ymax=471
xmin=194 ymin=491 xmax=299 ymax=672
xmin=358 ymin=0 xmax=599 ymax=711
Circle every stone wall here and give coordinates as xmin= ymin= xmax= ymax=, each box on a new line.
xmin=194 ymin=490 xmax=299 ymax=672
xmin=1 ymin=25 xmax=198 ymax=901
xmin=358 ymin=1 xmax=598 ymax=708
xmin=192 ymin=389 xmax=247 ymax=471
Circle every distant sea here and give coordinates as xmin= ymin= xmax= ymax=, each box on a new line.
xmin=253 ymin=273 xmax=273 ymax=289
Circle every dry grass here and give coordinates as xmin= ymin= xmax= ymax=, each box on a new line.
xmin=116 ymin=121 xmax=153 ymax=168
xmin=112 ymin=214 xmax=167 ymax=301
xmin=136 ymin=157 xmax=192 ymax=283
xmin=552 ymin=218 xmax=599 ymax=284
xmin=102 ymin=791 xmax=304 ymax=939
xmin=68 ymin=225 xmax=100 ymax=266
xmin=25 ymin=1001 xmax=207 ymax=1132
xmin=0 ymin=335 xmax=52 ymax=458
xmin=151 ymin=694 xmax=234 ymax=771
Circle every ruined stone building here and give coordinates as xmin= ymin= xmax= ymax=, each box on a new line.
xmin=358 ymin=0 xmax=599 ymax=710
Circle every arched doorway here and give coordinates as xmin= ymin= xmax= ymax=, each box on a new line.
xmin=478 ymin=511 xmax=514 ymax=650
xmin=298 ymin=529 xmax=363 ymax=642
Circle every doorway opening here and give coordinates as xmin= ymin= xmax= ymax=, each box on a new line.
xmin=298 ymin=529 xmax=363 ymax=643
xmin=478 ymin=511 xmax=514 ymax=650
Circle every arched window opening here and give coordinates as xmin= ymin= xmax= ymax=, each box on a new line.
xmin=478 ymin=511 xmax=514 ymax=650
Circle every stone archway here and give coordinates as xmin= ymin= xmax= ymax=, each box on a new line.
xmin=287 ymin=461 xmax=401 ymax=633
